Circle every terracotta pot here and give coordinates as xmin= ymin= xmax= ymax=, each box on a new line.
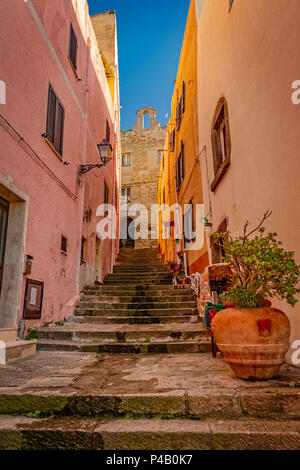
xmin=211 ymin=307 xmax=291 ymax=380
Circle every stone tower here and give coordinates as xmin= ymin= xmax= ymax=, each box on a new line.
xmin=121 ymin=108 xmax=167 ymax=249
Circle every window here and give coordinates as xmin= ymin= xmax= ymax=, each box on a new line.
xmin=81 ymin=238 xmax=87 ymax=263
xmin=211 ymin=98 xmax=231 ymax=191
xmin=169 ymin=129 xmax=175 ymax=152
xmin=68 ymin=23 xmax=78 ymax=71
xmin=46 ymin=84 xmax=65 ymax=156
xmin=104 ymin=180 xmax=109 ymax=204
xmin=122 ymin=154 xmax=131 ymax=166
xmin=143 ymin=113 xmax=150 ymax=129
xmin=121 ymin=187 xmax=131 ymax=201
xmin=184 ymin=200 xmax=196 ymax=247
xmin=106 ymin=119 xmax=110 ymax=143
xmin=229 ymin=0 xmax=234 ymax=11
xmin=61 ymin=236 xmax=68 ymax=254
xmin=176 ymin=81 xmax=186 ymax=130
xmin=157 ymin=150 xmax=163 ymax=164
xmin=175 ymin=140 xmax=185 ymax=191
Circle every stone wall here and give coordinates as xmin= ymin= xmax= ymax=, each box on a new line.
xmin=121 ymin=108 xmax=166 ymax=249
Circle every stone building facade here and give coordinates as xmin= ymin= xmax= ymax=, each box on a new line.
xmin=121 ymin=108 xmax=166 ymax=249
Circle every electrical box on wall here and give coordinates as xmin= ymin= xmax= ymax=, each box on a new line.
xmin=24 ymin=255 xmax=34 ymax=275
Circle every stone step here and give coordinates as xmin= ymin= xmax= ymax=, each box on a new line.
xmin=80 ymin=295 xmax=196 ymax=303
xmin=84 ymin=285 xmax=191 ymax=292
xmin=82 ymin=288 xmax=193 ymax=298
xmin=77 ymin=301 xmax=197 ymax=310
xmin=75 ymin=307 xmax=198 ymax=317
xmin=3 ymin=341 xmax=36 ymax=364
xmin=1 ymin=416 xmax=299 ymax=450
xmin=68 ymin=315 xmax=194 ymax=325
xmin=103 ymin=280 xmax=174 ymax=285
xmin=37 ymin=340 xmax=210 ymax=354
xmin=38 ymin=324 xmax=208 ymax=344
xmin=104 ymin=275 xmax=173 ymax=282
xmin=113 ymin=266 xmax=167 ymax=272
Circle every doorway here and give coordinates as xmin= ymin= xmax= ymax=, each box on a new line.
xmin=120 ymin=217 xmax=135 ymax=249
xmin=0 ymin=197 xmax=9 ymax=295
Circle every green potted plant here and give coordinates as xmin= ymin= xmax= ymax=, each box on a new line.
xmin=211 ymin=211 xmax=300 ymax=380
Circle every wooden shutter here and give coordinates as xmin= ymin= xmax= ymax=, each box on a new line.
xmin=47 ymin=86 xmax=56 ymax=144
xmin=181 ymin=141 xmax=185 ymax=179
xmin=181 ymin=81 xmax=185 ymax=114
xmin=176 ymin=157 xmax=181 ymax=192
xmin=106 ymin=119 xmax=110 ymax=142
xmin=46 ymin=85 xmax=65 ymax=156
xmin=69 ymin=24 xmax=78 ymax=70
xmin=55 ymin=103 xmax=64 ymax=154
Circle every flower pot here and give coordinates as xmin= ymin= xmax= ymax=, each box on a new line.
xmin=211 ymin=307 xmax=291 ymax=380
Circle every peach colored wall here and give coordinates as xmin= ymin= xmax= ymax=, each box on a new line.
xmin=197 ymin=0 xmax=300 ymax=363
xmin=0 ymin=0 xmax=119 ymax=331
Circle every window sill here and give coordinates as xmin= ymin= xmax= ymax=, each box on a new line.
xmin=43 ymin=136 xmax=63 ymax=161
xmin=67 ymin=56 xmax=79 ymax=80
xmin=60 ymin=250 xmax=68 ymax=256
xmin=211 ymin=156 xmax=231 ymax=192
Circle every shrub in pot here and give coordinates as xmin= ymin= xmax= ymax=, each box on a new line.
xmin=211 ymin=211 xmax=300 ymax=380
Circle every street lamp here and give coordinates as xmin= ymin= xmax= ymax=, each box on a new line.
xmin=78 ymin=139 xmax=112 ymax=176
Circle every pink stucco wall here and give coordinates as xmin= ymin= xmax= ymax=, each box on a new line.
xmin=196 ymin=0 xmax=300 ymax=363
xmin=0 ymin=0 xmax=119 ymax=330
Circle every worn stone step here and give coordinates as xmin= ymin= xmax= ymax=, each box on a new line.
xmin=82 ymin=289 xmax=193 ymax=298
xmin=77 ymin=301 xmax=196 ymax=310
xmin=75 ymin=307 xmax=198 ymax=317
xmin=67 ymin=315 xmax=194 ymax=325
xmin=80 ymin=295 xmax=196 ymax=303
xmin=38 ymin=324 xmax=208 ymax=344
xmin=37 ymin=340 xmax=210 ymax=354
xmin=1 ymin=416 xmax=299 ymax=450
xmin=84 ymin=285 xmax=191 ymax=292
xmin=104 ymin=273 xmax=173 ymax=283
xmin=103 ymin=280 xmax=174 ymax=285
xmin=113 ymin=266 xmax=168 ymax=271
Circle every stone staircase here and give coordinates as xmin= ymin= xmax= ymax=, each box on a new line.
xmin=37 ymin=248 xmax=210 ymax=354
xmin=0 ymin=248 xmax=299 ymax=450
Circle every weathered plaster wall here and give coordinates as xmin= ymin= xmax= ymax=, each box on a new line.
xmin=196 ymin=0 xmax=300 ymax=363
xmin=0 ymin=0 xmax=119 ymax=332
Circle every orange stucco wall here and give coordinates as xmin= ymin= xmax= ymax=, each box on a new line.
xmin=196 ymin=0 xmax=300 ymax=363
xmin=158 ymin=0 xmax=208 ymax=273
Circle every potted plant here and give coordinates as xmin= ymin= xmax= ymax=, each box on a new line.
xmin=211 ymin=211 xmax=300 ymax=380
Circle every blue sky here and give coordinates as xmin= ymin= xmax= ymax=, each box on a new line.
xmin=89 ymin=1 xmax=190 ymax=130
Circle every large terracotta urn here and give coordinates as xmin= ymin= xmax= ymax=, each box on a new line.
xmin=211 ymin=307 xmax=291 ymax=380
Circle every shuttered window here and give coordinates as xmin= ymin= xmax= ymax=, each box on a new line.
xmin=175 ymin=141 xmax=185 ymax=192
xmin=68 ymin=23 xmax=78 ymax=71
xmin=169 ymin=129 xmax=175 ymax=152
xmin=181 ymin=81 xmax=185 ymax=114
xmin=104 ymin=180 xmax=109 ymax=205
xmin=46 ymin=84 xmax=65 ymax=157
xmin=61 ymin=236 xmax=68 ymax=254
xmin=106 ymin=119 xmax=110 ymax=143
